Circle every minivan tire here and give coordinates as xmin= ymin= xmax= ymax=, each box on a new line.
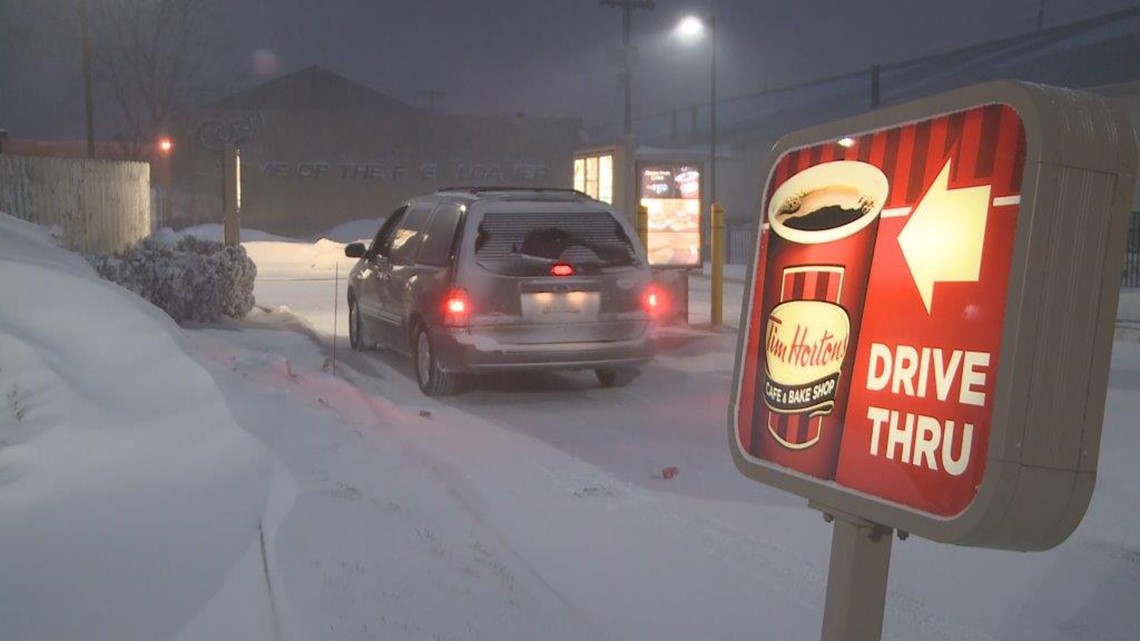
xmin=414 ymin=325 xmax=456 ymax=396
xmin=595 ymin=367 xmax=636 ymax=388
xmin=349 ymin=298 xmax=365 ymax=351
xmin=350 ymin=296 xmax=378 ymax=351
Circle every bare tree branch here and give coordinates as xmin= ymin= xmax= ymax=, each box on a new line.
xmin=88 ymin=0 xmax=221 ymax=159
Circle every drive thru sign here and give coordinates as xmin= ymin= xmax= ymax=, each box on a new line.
xmin=729 ymin=81 xmax=1135 ymax=639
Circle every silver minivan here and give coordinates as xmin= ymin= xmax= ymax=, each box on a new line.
xmin=344 ymin=187 xmax=658 ymax=395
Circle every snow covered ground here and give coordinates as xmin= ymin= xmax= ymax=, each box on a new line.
xmin=3 ymin=214 xmax=1140 ymax=640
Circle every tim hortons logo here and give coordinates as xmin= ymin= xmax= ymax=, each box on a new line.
xmin=763 ymin=300 xmax=850 ymax=417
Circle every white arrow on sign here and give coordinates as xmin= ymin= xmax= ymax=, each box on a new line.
xmin=897 ymin=158 xmax=991 ymax=315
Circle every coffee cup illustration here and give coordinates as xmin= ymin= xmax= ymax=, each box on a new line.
xmin=674 ymin=170 xmax=701 ymax=198
xmin=749 ymin=160 xmax=889 ymax=480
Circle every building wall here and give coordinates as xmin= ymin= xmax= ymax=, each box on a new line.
xmin=717 ymin=146 xmax=769 ymax=225
xmin=174 ymin=108 xmax=581 ymax=237
xmin=0 ymin=155 xmax=150 ymax=254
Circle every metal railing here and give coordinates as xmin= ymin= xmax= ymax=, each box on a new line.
xmin=1124 ymin=211 xmax=1140 ymax=288
xmin=726 ymin=221 xmax=754 ymax=265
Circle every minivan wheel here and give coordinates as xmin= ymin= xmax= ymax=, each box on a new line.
xmin=349 ymin=299 xmax=366 ymax=351
xmin=414 ymin=326 xmax=456 ymax=396
xmin=596 ymin=367 xmax=636 ymax=388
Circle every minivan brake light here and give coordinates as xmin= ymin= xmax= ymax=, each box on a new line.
xmin=443 ymin=288 xmax=469 ymax=326
xmin=551 ymin=263 xmax=574 ymax=277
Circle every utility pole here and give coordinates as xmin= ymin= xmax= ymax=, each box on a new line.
xmin=601 ymin=0 xmax=654 ymax=137
xmin=1036 ymin=0 xmax=1046 ymax=31
xmin=870 ymin=64 xmax=881 ymax=109
xmin=78 ymin=0 xmax=95 ymax=159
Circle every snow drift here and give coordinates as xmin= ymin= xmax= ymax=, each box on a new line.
xmin=0 ymin=213 xmax=291 ymax=641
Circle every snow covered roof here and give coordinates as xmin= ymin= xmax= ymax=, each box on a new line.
xmin=594 ymin=6 xmax=1140 ymax=151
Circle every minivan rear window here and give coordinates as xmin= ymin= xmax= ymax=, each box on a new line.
xmin=474 ymin=211 xmax=639 ymax=276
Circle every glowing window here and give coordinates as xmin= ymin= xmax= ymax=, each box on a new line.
xmin=598 ymin=154 xmax=613 ymax=204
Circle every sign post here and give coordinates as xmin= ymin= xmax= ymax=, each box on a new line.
xmin=819 ymin=509 xmax=892 ymax=641
xmin=222 ymin=142 xmax=241 ymax=246
xmin=729 ymin=81 xmax=1136 ymax=639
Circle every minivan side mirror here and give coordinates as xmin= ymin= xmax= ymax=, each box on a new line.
xmin=345 ymin=242 xmax=367 ymax=258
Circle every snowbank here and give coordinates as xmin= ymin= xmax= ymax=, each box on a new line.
xmin=0 ymin=213 xmax=292 ymax=641
xmin=317 ymin=217 xmax=385 ymax=244
xmin=153 ymin=217 xmax=385 ymax=246
xmin=154 ymin=223 xmax=297 ymax=244
xmin=245 ymin=237 xmax=359 ymax=280
xmin=152 ymin=223 xmax=357 ymax=281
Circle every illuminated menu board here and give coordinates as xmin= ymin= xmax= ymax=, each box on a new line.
xmin=639 ymin=163 xmax=702 ymax=267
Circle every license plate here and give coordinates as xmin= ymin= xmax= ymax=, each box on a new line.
xmin=522 ymin=291 xmax=599 ymax=321
xmin=541 ymin=293 xmax=582 ymax=314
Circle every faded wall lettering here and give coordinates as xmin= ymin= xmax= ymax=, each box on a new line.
xmin=242 ymin=160 xmax=550 ymax=182
xmin=195 ymin=112 xmax=264 ymax=152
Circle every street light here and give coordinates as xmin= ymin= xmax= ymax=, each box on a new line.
xmin=675 ymin=13 xmax=716 ymax=262
xmin=676 ymin=15 xmax=704 ymax=39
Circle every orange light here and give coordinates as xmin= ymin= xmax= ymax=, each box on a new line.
xmin=158 ymin=137 xmax=174 ymax=154
xmin=551 ymin=263 xmax=574 ymax=277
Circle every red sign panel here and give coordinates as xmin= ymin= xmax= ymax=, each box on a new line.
xmin=734 ymin=105 xmax=1026 ymax=517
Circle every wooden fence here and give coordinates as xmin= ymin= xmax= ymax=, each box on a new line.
xmin=0 ymin=154 xmax=150 ymax=254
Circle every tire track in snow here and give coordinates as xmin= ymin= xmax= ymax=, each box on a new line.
xmin=615 ymin=486 xmax=996 ymax=641
xmin=230 ymin=324 xmax=997 ymax=641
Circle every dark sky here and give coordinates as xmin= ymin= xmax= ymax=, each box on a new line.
xmin=2 ymin=0 xmax=1138 ymax=139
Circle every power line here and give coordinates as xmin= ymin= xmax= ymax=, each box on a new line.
xmin=597 ymin=2 xmax=1140 ymax=136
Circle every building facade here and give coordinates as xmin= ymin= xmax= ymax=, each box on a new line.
xmin=174 ymin=67 xmax=581 ymax=237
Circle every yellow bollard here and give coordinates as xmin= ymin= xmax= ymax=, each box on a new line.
xmin=636 ymin=204 xmax=649 ymax=256
xmin=711 ymin=202 xmax=724 ymax=327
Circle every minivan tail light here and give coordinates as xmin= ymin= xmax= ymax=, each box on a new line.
xmin=443 ymin=288 xmax=469 ymax=326
xmin=643 ymin=285 xmax=662 ymax=318
xmin=551 ymin=262 xmax=574 ymax=277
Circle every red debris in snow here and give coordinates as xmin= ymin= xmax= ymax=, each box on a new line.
xmin=661 ymin=466 xmax=679 ymax=480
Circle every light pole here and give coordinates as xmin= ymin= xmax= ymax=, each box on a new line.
xmin=676 ymin=14 xmax=716 ymax=263
xmin=157 ymin=136 xmax=174 ymax=229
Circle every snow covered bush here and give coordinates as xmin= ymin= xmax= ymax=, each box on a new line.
xmin=89 ymin=236 xmax=257 ymax=323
